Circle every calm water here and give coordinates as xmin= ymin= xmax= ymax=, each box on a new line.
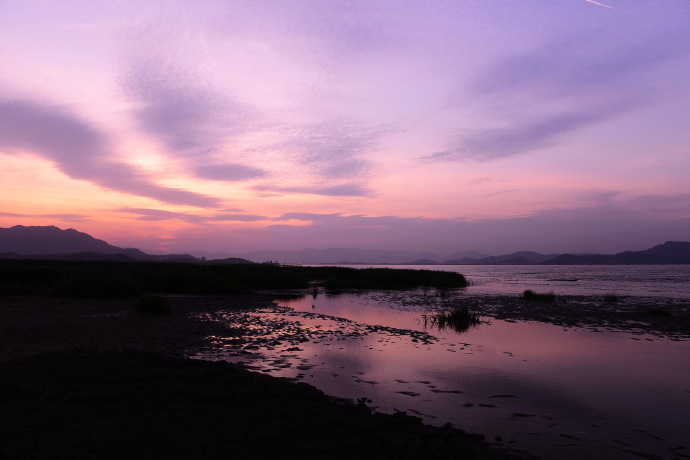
xmin=351 ymin=264 xmax=690 ymax=298
xmin=195 ymin=265 xmax=690 ymax=460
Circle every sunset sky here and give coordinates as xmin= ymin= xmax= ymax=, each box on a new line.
xmin=2 ymin=0 xmax=689 ymax=256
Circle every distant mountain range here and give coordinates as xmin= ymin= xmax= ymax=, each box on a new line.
xmin=233 ymin=248 xmax=446 ymax=265
xmin=0 ymin=226 xmax=250 ymax=264
xmin=2 ymin=225 xmax=690 ymax=265
xmin=541 ymin=241 xmax=690 ymax=265
xmin=443 ymin=250 xmax=560 ymax=265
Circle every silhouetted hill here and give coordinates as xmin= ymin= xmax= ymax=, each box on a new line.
xmin=4 ymin=225 xmax=687 ymax=265
xmin=0 ymin=251 xmax=138 ymax=262
xmin=445 ymin=251 xmax=559 ymax=265
xmin=542 ymin=241 xmax=690 ymax=265
xmin=237 ymin=248 xmax=444 ymax=264
xmin=0 ymin=225 xmax=228 ymax=263
xmin=645 ymin=241 xmax=690 ymax=258
xmin=0 ymin=226 xmax=148 ymax=259
xmin=444 ymin=250 xmax=491 ymax=261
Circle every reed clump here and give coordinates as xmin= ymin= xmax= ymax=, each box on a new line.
xmin=643 ymin=306 xmax=672 ymax=316
xmin=522 ymin=289 xmax=558 ymax=302
xmin=603 ymin=293 xmax=619 ymax=302
xmin=422 ymin=306 xmax=482 ymax=333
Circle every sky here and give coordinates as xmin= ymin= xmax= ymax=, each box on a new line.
xmin=1 ymin=0 xmax=690 ymax=256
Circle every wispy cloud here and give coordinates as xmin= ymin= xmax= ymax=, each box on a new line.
xmin=119 ymin=34 xmax=378 ymax=191
xmin=0 ymin=100 xmax=220 ymax=207
xmin=117 ymin=208 xmax=267 ymax=223
xmin=428 ymin=99 xmax=638 ymax=161
xmin=195 ymin=163 xmax=266 ymax=181
xmin=288 ymin=121 xmax=377 ymax=179
xmin=275 ymin=212 xmax=343 ymax=221
xmin=122 ymin=58 xmax=249 ymax=154
xmin=253 ymin=183 xmax=373 ymax=198
xmin=118 ymin=31 xmax=269 ymax=184
xmin=428 ymin=34 xmax=689 ymax=162
xmin=0 ymin=212 xmax=89 ymax=222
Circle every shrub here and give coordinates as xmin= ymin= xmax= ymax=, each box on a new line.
xmin=135 ymin=296 xmax=172 ymax=314
xmin=522 ymin=289 xmax=558 ymax=302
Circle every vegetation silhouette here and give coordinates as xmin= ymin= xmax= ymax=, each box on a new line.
xmin=603 ymin=293 xmax=619 ymax=302
xmin=421 ymin=306 xmax=482 ymax=333
xmin=521 ymin=289 xmax=558 ymax=302
xmin=644 ymin=306 xmax=672 ymax=316
xmin=0 ymin=259 xmax=467 ymax=298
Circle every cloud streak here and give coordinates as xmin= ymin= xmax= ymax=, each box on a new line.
xmin=119 ymin=36 xmax=378 ymax=192
xmin=195 ymin=163 xmax=266 ymax=181
xmin=0 ymin=100 xmax=220 ymax=207
xmin=117 ymin=208 xmax=267 ymax=223
xmin=253 ymin=183 xmax=372 ymax=198
xmin=283 ymin=120 xmax=383 ymax=180
xmin=0 ymin=212 xmax=89 ymax=222
xmin=429 ymin=34 xmax=689 ymax=161
xmin=428 ymin=99 xmax=639 ymax=161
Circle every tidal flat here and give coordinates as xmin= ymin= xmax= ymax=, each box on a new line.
xmin=1 ymin=264 xmax=689 ymax=459
xmin=193 ymin=289 xmax=690 ymax=460
xmin=0 ymin=293 xmax=533 ymax=460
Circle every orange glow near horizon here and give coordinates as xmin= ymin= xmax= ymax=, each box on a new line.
xmin=2 ymin=1 xmax=690 ymax=254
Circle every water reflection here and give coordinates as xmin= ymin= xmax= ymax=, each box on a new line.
xmin=194 ymin=290 xmax=690 ymax=460
xmin=320 ymin=264 xmax=690 ymax=298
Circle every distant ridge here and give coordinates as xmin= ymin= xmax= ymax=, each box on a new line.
xmin=0 ymin=225 xmax=253 ymax=264
xmin=237 ymin=244 xmax=690 ymax=265
xmin=0 ymin=226 xmax=148 ymax=259
xmin=2 ymin=225 xmax=689 ymax=265
xmin=444 ymin=251 xmax=559 ymax=265
xmin=236 ymin=248 xmax=444 ymax=265
xmin=542 ymin=241 xmax=690 ymax=265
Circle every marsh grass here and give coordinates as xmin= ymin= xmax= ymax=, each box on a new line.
xmin=643 ymin=306 xmax=672 ymax=316
xmin=522 ymin=289 xmax=558 ymax=302
xmin=603 ymin=293 xmax=619 ymax=302
xmin=135 ymin=296 xmax=172 ymax=314
xmin=0 ymin=260 xmax=467 ymax=296
xmin=421 ymin=307 xmax=482 ymax=333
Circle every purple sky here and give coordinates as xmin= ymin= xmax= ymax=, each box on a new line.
xmin=1 ymin=1 xmax=689 ymax=256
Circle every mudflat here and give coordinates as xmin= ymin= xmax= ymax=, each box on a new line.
xmin=0 ymin=295 xmax=536 ymax=459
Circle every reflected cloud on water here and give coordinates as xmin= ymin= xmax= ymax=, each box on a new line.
xmin=192 ymin=288 xmax=690 ymax=460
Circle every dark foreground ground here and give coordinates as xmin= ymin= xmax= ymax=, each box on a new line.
xmin=0 ymin=349 xmax=538 ymax=460
xmin=0 ymin=295 xmax=536 ymax=460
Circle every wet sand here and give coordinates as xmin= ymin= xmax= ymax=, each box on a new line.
xmin=0 ymin=294 xmax=536 ymax=460
xmin=361 ymin=290 xmax=690 ymax=340
xmin=3 ymin=291 xmax=688 ymax=459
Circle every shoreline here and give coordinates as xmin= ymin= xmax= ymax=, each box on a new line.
xmin=0 ymin=293 xmax=537 ymax=460
xmin=0 ymin=349 xmax=536 ymax=460
xmin=2 ymin=291 xmax=688 ymax=459
xmin=359 ymin=290 xmax=690 ymax=339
